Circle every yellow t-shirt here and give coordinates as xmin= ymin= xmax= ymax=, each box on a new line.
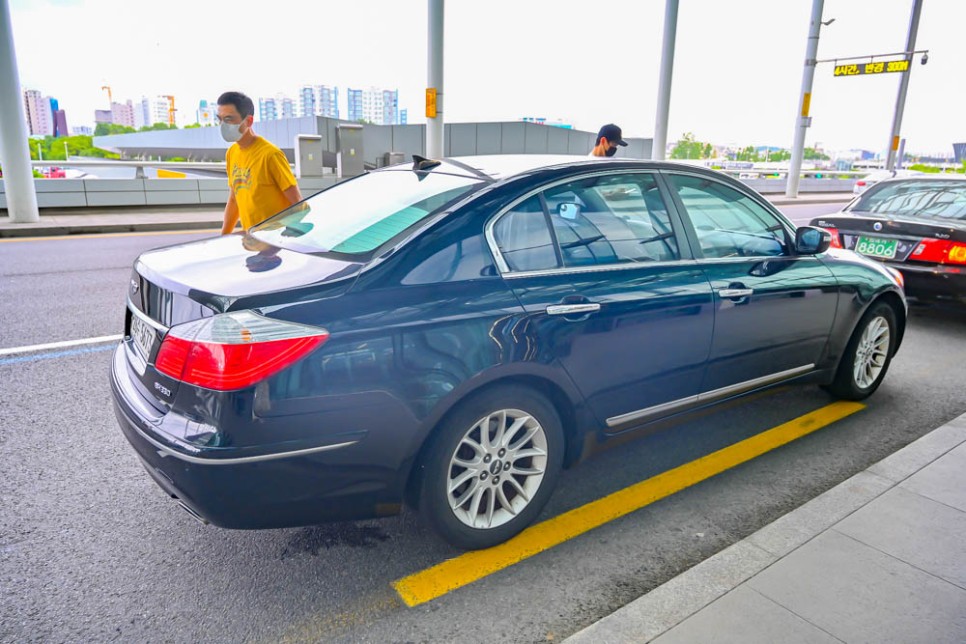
xmin=226 ymin=137 xmax=297 ymax=229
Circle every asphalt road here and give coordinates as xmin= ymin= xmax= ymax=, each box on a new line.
xmin=2 ymin=206 xmax=964 ymax=643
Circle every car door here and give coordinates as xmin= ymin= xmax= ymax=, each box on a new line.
xmin=487 ymin=170 xmax=715 ymax=432
xmin=664 ymin=172 xmax=839 ymax=393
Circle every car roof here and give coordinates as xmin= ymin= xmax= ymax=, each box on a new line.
xmin=874 ymin=174 xmax=966 ymax=185
xmin=382 ymin=154 xmax=723 ymax=182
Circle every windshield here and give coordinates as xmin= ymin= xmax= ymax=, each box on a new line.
xmin=250 ymin=170 xmax=484 ymax=255
xmin=852 ymin=181 xmax=966 ymax=221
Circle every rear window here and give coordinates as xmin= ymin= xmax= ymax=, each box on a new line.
xmin=250 ymin=170 xmax=483 ymax=255
xmin=852 ymin=181 xmax=966 ymax=221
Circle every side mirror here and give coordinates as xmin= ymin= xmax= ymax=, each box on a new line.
xmin=558 ymin=203 xmax=581 ymax=220
xmin=795 ymin=226 xmax=831 ymax=255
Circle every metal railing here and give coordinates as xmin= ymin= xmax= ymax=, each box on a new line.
xmin=29 ymin=159 xmax=228 ymax=178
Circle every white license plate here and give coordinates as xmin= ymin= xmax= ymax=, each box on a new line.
xmin=130 ymin=313 xmax=156 ymax=359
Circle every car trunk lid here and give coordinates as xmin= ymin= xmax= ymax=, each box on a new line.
xmin=123 ymin=234 xmax=363 ymax=409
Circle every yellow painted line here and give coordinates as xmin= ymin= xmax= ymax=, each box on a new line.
xmin=0 ymin=228 xmax=219 ymax=242
xmin=393 ymin=401 xmax=865 ymax=606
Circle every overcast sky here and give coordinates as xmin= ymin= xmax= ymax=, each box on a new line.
xmin=8 ymin=0 xmax=965 ymax=156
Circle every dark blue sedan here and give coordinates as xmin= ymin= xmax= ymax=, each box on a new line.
xmin=111 ymin=155 xmax=906 ymax=549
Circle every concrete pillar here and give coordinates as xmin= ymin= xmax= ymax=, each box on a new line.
xmin=652 ymin=0 xmax=678 ymax=160
xmin=885 ymin=0 xmax=922 ymax=171
xmin=785 ymin=0 xmax=825 ymax=198
xmin=0 ymin=0 xmax=39 ymax=222
xmin=426 ymin=0 xmax=444 ymax=159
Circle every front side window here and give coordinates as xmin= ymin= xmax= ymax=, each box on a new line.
xmin=250 ymin=170 xmax=483 ymax=256
xmin=668 ymin=174 xmax=789 ymax=258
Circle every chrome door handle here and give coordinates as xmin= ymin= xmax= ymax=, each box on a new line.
xmin=718 ymin=288 xmax=754 ymax=298
xmin=546 ymin=303 xmax=601 ymax=316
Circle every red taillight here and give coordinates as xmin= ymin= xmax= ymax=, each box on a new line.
xmin=155 ymin=312 xmax=328 ymax=391
xmin=856 ymin=180 xmax=867 ymax=187
xmin=818 ymin=226 xmax=843 ymax=249
xmin=910 ymin=239 xmax=966 ymax=265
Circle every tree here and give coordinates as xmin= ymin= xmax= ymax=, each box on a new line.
xmin=670 ymin=132 xmax=710 ymax=160
xmin=184 ymin=123 xmax=202 ymax=129
xmin=803 ymin=147 xmax=830 ymax=161
xmin=94 ymin=122 xmax=136 ymax=136
xmin=138 ymin=122 xmax=179 ymax=131
xmin=28 ymin=134 xmax=119 ymax=161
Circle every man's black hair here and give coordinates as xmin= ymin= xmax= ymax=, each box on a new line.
xmin=217 ymin=91 xmax=254 ymax=119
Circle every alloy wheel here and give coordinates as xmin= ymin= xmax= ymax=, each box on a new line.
xmin=853 ymin=315 xmax=891 ymax=389
xmin=446 ymin=408 xmax=548 ymax=530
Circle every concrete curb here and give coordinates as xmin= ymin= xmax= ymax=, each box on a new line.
xmin=565 ymin=411 xmax=966 ymax=643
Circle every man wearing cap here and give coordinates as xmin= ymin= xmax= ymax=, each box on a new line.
xmin=590 ymin=123 xmax=628 ymax=157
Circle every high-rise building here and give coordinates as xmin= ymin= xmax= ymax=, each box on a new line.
xmin=280 ymin=96 xmax=296 ymax=119
xmin=400 ymin=108 xmax=408 ymax=125
xmin=72 ymin=126 xmax=93 ymax=136
xmin=347 ymin=88 xmax=363 ymax=122
xmin=53 ymin=109 xmax=69 ymax=138
xmin=259 ymin=97 xmax=278 ymax=121
xmin=196 ymin=99 xmax=217 ymax=126
xmin=361 ymin=87 xmax=383 ymax=124
xmin=318 ymin=85 xmax=339 ymax=119
xmin=298 ymin=85 xmax=340 ymax=119
xmin=111 ymin=100 xmax=135 ymax=128
xmin=47 ymin=97 xmax=69 ymax=138
xmin=23 ymin=89 xmax=54 ymax=136
xmin=381 ymin=89 xmax=399 ymax=126
xmin=298 ymin=86 xmax=316 ymax=118
xmin=94 ymin=109 xmax=112 ymax=124
xmin=152 ymin=97 xmax=174 ymax=127
xmin=134 ymin=97 xmax=151 ymax=129
xmin=357 ymin=87 xmax=401 ymax=125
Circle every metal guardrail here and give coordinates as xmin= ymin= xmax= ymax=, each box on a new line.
xmin=30 ymin=159 xmax=228 ymax=178
xmin=28 ymin=160 xmax=866 ymax=180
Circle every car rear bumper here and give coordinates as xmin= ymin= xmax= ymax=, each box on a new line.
xmin=887 ymin=261 xmax=966 ymax=301
xmin=109 ymin=344 xmax=404 ymax=528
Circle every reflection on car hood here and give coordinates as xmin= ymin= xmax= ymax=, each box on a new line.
xmin=135 ymin=233 xmax=363 ymax=300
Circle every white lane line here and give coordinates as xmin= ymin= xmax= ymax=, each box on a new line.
xmin=0 ymin=335 xmax=123 ymax=357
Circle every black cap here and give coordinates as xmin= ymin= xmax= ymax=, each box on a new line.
xmin=597 ymin=123 xmax=628 ymax=146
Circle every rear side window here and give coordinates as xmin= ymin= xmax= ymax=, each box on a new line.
xmin=543 ymin=174 xmax=679 ymax=266
xmin=668 ymin=174 xmax=789 ymax=258
xmin=491 ymin=172 xmax=680 ymax=273
xmin=493 ymin=196 xmax=560 ymax=272
xmin=250 ymin=170 xmax=483 ymax=255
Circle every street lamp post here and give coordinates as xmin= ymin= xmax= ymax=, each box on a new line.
xmin=0 ymin=0 xmax=39 ymax=222
xmin=786 ymin=0 xmax=827 ymax=198
xmin=885 ymin=0 xmax=923 ymax=170
xmin=63 ymin=141 xmax=69 ymax=161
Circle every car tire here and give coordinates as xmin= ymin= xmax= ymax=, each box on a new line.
xmin=824 ymin=301 xmax=897 ymax=401
xmin=418 ymin=386 xmax=564 ymax=550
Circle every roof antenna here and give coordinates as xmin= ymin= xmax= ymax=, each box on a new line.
xmin=412 ymin=154 xmax=442 ymax=172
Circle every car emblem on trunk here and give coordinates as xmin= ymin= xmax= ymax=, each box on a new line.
xmin=873 ymin=222 xmax=883 ymax=231
xmin=130 ymin=279 xmax=139 ymax=293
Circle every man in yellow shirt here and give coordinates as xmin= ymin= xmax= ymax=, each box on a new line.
xmin=217 ymin=91 xmax=302 ymax=234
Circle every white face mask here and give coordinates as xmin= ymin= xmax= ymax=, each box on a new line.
xmin=220 ymin=121 xmax=243 ymax=143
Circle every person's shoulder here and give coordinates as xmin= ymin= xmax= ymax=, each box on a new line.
xmin=254 ymin=136 xmax=282 ymax=153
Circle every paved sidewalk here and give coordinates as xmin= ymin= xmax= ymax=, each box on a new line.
xmin=567 ymin=411 xmax=966 ymax=644
xmin=0 ymin=206 xmax=225 ymax=238
xmin=0 ymin=192 xmax=854 ymax=238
